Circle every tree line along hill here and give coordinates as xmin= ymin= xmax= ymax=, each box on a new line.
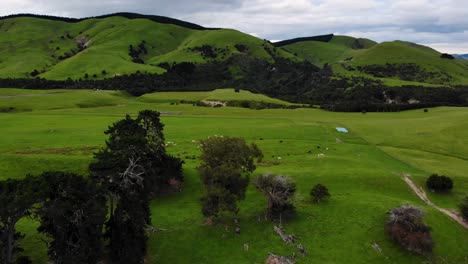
xmin=1 ymin=13 xmax=468 ymax=112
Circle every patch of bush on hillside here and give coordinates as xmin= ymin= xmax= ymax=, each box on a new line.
xmin=426 ymin=174 xmax=453 ymax=192
xmin=129 ymin=40 xmax=147 ymax=64
xmin=387 ymin=205 xmax=433 ymax=255
xmin=0 ymin=106 xmax=16 ymax=113
xmin=226 ymin=100 xmax=302 ymax=110
xmin=440 ymin=53 xmax=455 ymax=60
xmin=188 ymin=45 xmax=228 ymax=60
xmin=355 ymin=63 xmax=452 ymax=84
xmin=234 ymin=44 xmax=248 ymax=53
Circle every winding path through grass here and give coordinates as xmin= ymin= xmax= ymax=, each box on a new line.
xmin=401 ymin=174 xmax=468 ymax=229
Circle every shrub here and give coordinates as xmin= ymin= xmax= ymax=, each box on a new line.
xmin=387 ymin=205 xmax=433 ymax=255
xmin=253 ymin=174 xmax=296 ymax=220
xmin=310 ymin=184 xmax=330 ymax=203
xmin=426 ymin=174 xmax=453 ymax=192
xmin=459 ymin=196 xmax=468 ymax=221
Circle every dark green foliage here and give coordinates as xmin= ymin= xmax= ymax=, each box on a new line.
xmin=387 ymin=205 xmax=433 ymax=255
xmin=426 ymin=174 xmax=453 ymax=192
xmin=90 ymin=110 xmax=183 ymax=195
xmin=440 ymin=53 xmax=455 ymax=60
xmin=129 ymin=41 xmax=147 ymax=64
xmin=234 ymin=44 xmax=248 ymax=53
xmin=90 ymin=110 xmax=182 ymax=263
xmin=253 ymin=174 xmax=296 ymax=220
xmin=2 ymin=54 xmax=468 ymax=111
xmin=188 ymin=45 xmax=219 ymax=59
xmin=458 ymin=196 xmax=468 ymax=221
xmin=107 ymin=168 xmax=150 ymax=264
xmin=36 ymin=172 xmax=106 ymax=264
xmin=310 ymin=184 xmax=330 ymax=203
xmin=29 ymin=69 xmax=39 ymax=77
xmin=356 ymin=63 xmax=452 ymax=84
xmin=0 ymin=177 xmax=41 ymax=264
xmin=198 ymin=136 xmax=263 ymax=219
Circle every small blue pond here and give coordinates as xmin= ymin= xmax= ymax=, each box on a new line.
xmin=336 ymin=127 xmax=349 ymax=133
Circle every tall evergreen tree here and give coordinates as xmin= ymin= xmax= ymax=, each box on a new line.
xmin=89 ymin=110 xmax=183 ymax=263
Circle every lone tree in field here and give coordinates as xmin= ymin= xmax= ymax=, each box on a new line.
xmin=89 ymin=110 xmax=182 ymax=264
xmin=426 ymin=174 xmax=453 ymax=192
xmin=310 ymin=184 xmax=330 ymax=203
xmin=0 ymin=177 xmax=40 ymax=264
xmin=253 ymin=174 xmax=296 ymax=220
xmin=459 ymin=196 xmax=468 ymax=221
xmin=198 ymin=136 xmax=263 ymax=221
xmin=386 ymin=205 xmax=433 ymax=255
xmin=36 ymin=172 xmax=106 ymax=264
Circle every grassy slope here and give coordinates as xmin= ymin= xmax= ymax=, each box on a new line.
xmin=137 ymin=88 xmax=295 ymax=105
xmin=281 ymin=35 xmax=376 ymax=67
xmin=347 ymin=41 xmax=468 ymax=84
xmin=0 ymin=89 xmax=467 ymax=263
xmin=282 ymin=36 xmax=468 ymax=86
xmin=0 ymin=16 xmax=294 ymax=80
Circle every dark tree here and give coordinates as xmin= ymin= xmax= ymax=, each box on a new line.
xmin=310 ymin=184 xmax=330 ymax=203
xmin=30 ymin=69 xmax=40 ymax=77
xmin=89 ymin=110 xmax=182 ymax=263
xmin=0 ymin=177 xmax=40 ymax=264
xmin=426 ymin=174 xmax=453 ymax=192
xmin=253 ymin=174 xmax=296 ymax=220
xmin=198 ymin=136 xmax=262 ymax=220
xmin=459 ymin=196 xmax=468 ymax=221
xmin=106 ymin=159 xmax=150 ymax=264
xmin=386 ymin=205 xmax=433 ymax=255
xmin=36 ymin=172 xmax=106 ymax=264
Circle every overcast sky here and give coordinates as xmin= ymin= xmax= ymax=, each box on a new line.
xmin=2 ymin=0 xmax=468 ymax=53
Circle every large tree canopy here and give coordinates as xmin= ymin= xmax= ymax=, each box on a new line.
xmin=198 ymin=136 xmax=262 ymax=219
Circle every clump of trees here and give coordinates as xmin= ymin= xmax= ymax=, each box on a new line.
xmin=1 ymin=110 xmax=183 ymax=264
xmin=253 ymin=174 xmax=296 ymax=220
xmin=387 ymin=205 xmax=433 ymax=255
xmin=129 ymin=40 xmax=147 ymax=64
xmin=198 ymin=136 xmax=263 ymax=221
xmin=426 ymin=174 xmax=453 ymax=192
xmin=310 ymin=184 xmax=330 ymax=203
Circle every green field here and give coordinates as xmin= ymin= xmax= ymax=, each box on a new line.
xmin=1 ymin=89 xmax=467 ymax=263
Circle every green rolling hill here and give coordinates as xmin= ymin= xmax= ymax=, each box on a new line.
xmin=0 ymin=14 xmax=294 ymax=80
xmin=279 ymin=35 xmax=468 ymax=85
xmin=1 ymin=13 xmax=467 ymax=87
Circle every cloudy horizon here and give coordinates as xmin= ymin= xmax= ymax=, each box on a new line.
xmin=2 ymin=0 xmax=468 ymax=54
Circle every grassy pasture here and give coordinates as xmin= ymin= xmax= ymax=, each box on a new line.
xmin=0 ymin=89 xmax=467 ymax=263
